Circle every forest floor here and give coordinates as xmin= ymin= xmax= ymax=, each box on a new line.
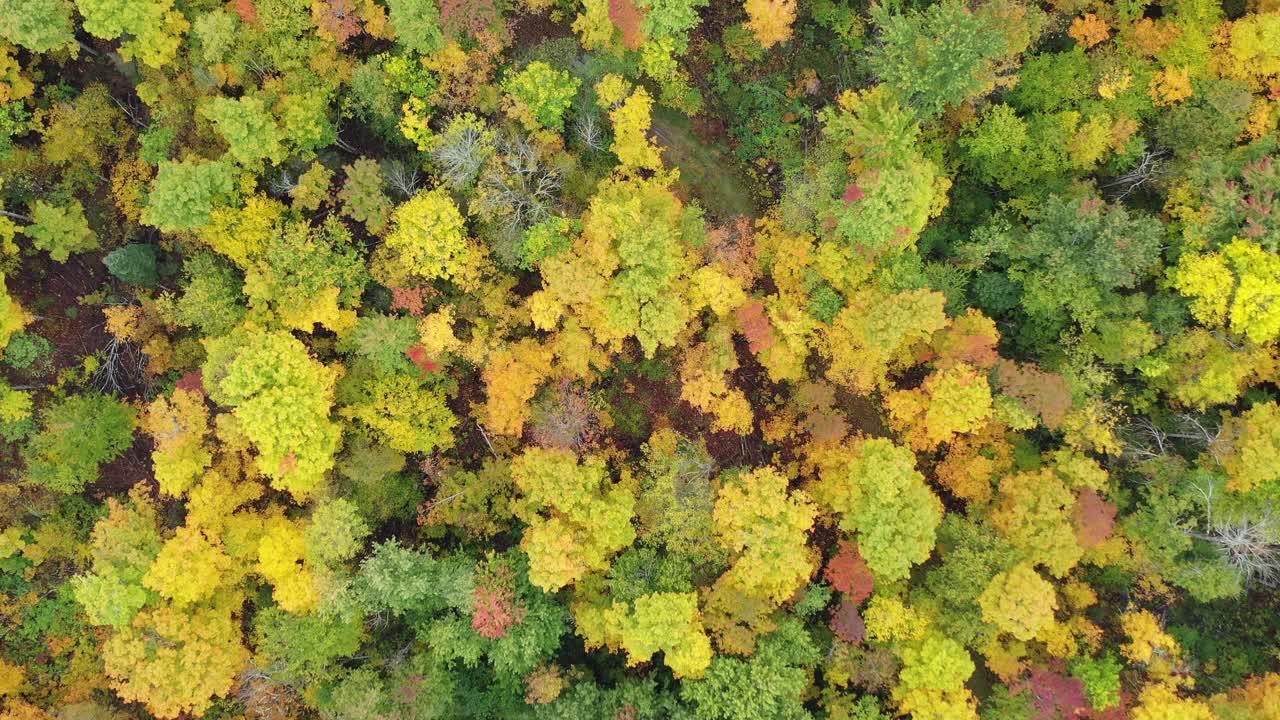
xmin=651 ymin=107 xmax=757 ymax=220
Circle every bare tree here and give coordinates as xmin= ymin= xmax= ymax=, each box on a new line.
xmin=432 ymin=123 xmax=492 ymax=188
xmin=267 ymin=169 xmax=298 ymax=197
xmin=475 ymin=134 xmax=562 ymax=237
xmin=93 ymin=334 xmax=146 ymax=396
xmin=574 ymin=113 xmax=606 ymax=152
xmin=1105 ymin=150 xmax=1169 ymax=200
xmin=382 ymin=159 xmax=421 ymax=198
xmin=1187 ymin=479 xmax=1280 ymax=588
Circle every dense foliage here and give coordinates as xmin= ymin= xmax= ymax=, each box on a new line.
xmin=1 ymin=0 xmax=1279 ymax=719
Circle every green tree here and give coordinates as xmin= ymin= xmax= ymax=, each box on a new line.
xmin=24 ymin=200 xmax=97 ymax=262
xmin=73 ymin=0 xmax=188 ymax=67
xmin=200 ymin=95 xmax=286 ymax=167
xmin=867 ymin=0 xmax=1044 ymax=118
xmin=502 ymin=61 xmax=581 ymax=133
xmin=23 ymin=393 xmax=136 ymax=493
xmin=386 ymin=0 xmax=444 ymax=54
xmin=0 ymin=0 xmax=76 ymax=52
xmin=142 ymin=159 xmax=237 ymax=233
xmin=681 ymin=619 xmax=818 ymax=720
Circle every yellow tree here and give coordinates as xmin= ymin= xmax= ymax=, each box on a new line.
xmin=977 ymin=562 xmax=1058 ymax=641
xmin=203 ymin=327 xmax=342 ymax=500
xmin=481 ymin=339 xmax=555 ymax=437
xmin=712 ymin=466 xmax=817 ymax=604
xmin=680 ymin=323 xmax=754 ymax=435
xmin=988 ymin=468 xmax=1082 ymax=578
xmin=382 ymin=187 xmax=488 ymax=291
xmin=744 ymin=0 xmax=797 ymax=48
xmin=1173 ymin=238 xmax=1280 ymax=345
xmin=885 ymin=364 xmax=994 ymax=451
xmin=811 ymin=438 xmax=942 ymax=582
xmin=142 ymin=389 xmax=213 ymax=497
xmin=142 ymin=526 xmax=236 ymax=608
xmin=598 ymin=75 xmax=663 ymax=173
xmin=530 ymin=175 xmax=696 ymax=357
xmin=577 ymin=591 xmax=714 ymax=679
xmin=101 ymin=596 xmax=250 ymax=719
xmin=256 ymin=516 xmax=320 ymax=614
xmin=825 ymin=288 xmax=948 ymax=393
xmin=1218 ymin=401 xmax=1280 ymax=492
xmin=511 ymin=448 xmax=636 ymax=592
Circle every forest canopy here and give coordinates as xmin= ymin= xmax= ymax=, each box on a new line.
xmin=1 ymin=0 xmax=1279 ymax=719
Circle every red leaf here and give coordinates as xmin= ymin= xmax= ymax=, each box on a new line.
xmin=231 ymin=0 xmax=257 ymax=23
xmin=824 ymin=541 xmax=874 ymax=604
xmin=1021 ymin=668 xmax=1087 ymax=720
xmin=734 ymin=300 xmax=777 ymax=354
xmin=843 ymin=183 xmax=865 ymax=205
xmin=830 ymin=598 xmax=866 ymax=645
xmin=406 ymin=345 xmax=442 ymax=374
xmin=176 ymin=371 xmax=205 ymax=395
xmin=390 ymin=286 xmax=429 ymax=317
xmin=1074 ymin=489 xmax=1117 ymax=549
xmin=608 ymin=0 xmax=647 ymax=50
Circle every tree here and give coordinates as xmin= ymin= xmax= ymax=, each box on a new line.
xmin=988 ymin=468 xmax=1082 ymax=577
xmin=825 ymin=540 xmax=875 ymax=605
xmin=885 ymin=364 xmax=994 ymax=451
xmin=73 ymin=495 xmax=162 ymax=630
xmin=977 ymin=562 xmax=1057 ymax=641
xmin=242 ymin=217 xmax=368 ymax=334
xmin=680 ymin=324 xmax=754 ymax=435
xmin=100 ymin=597 xmax=249 ymax=718
xmin=790 ymin=87 xmax=949 ymax=262
xmin=713 ymin=466 xmax=817 ymax=604
xmin=104 ymin=244 xmax=161 ymax=286
xmin=339 ymin=372 xmax=457 ymax=454
xmin=0 ymin=0 xmax=76 ymax=52
xmin=811 ymin=438 xmax=942 ymax=582
xmin=340 ymin=157 xmax=393 ymax=235
xmin=74 ymin=0 xmax=189 ymax=67
xmin=200 ymin=95 xmax=285 ymax=167
xmin=744 ymin=0 xmax=796 ymax=48
xmin=481 ymin=339 xmax=555 ymax=437
xmin=680 ymin=619 xmax=819 ymax=720
xmin=1173 ymin=238 xmax=1280 ymax=345
xmin=502 ymin=62 xmax=581 ymax=133
xmin=1218 ymin=402 xmax=1280 ymax=493
xmin=142 ymin=159 xmax=237 ymax=233
xmin=23 ymin=393 xmax=136 ymax=493
xmin=142 ymin=389 xmax=213 ymax=497
xmin=511 ymin=448 xmax=636 ymax=592
xmin=0 ymin=276 xmax=30 ymax=355
xmin=141 ymin=526 xmax=235 ymax=607
xmin=636 ymin=0 xmax=708 ymax=53
xmin=600 ymin=78 xmax=664 ymax=173
xmin=531 ymin=175 xmax=696 ymax=357
xmin=867 ymin=0 xmax=1044 ymax=118
xmin=824 ymin=288 xmax=948 ymax=393
xmin=384 ymin=187 xmax=486 ymax=291
xmin=580 ymin=592 xmax=714 ymax=679
xmin=893 ymin=633 xmax=977 ymax=720
xmin=256 ymin=516 xmax=321 ymax=614
xmin=203 ymin=328 xmax=342 ymax=500
xmin=24 ymin=200 xmax=97 ymax=262
xmin=385 ymin=0 xmax=445 ymax=54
